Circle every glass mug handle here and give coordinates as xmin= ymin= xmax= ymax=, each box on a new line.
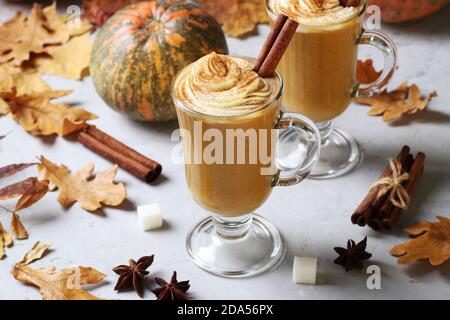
xmin=274 ymin=112 xmax=321 ymax=186
xmin=354 ymin=30 xmax=398 ymax=98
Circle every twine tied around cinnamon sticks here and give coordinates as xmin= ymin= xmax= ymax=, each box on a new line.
xmin=369 ymin=158 xmax=410 ymax=210
xmin=351 ymin=146 xmax=426 ymax=231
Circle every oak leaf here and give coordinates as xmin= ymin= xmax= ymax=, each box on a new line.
xmin=11 ymin=242 xmax=105 ymax=300
xmin=355 ymin=82 xmax=438 ymax=122
xmin=357 ymin=59 xmax=382 ymax=84
xmin=390 ymin=216 xmax=450 ymax=265
xmin=38 ymin=156 xmax=127 ymax=212
xmin=0 ymin=90 xmax=97 ymax=136
xmin=0 ymin=222 xmax=13 ymax=259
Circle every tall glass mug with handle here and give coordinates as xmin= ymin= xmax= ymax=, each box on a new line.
xmin=267 ymin=0 xmax=398 ymax=179
xmin=172 ymin=53 xmax=320 ymax=277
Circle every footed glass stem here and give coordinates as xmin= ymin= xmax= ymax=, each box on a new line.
xmin=309 ymin=121 xmax=363 ymax=179
xmin=186 ymin=213 xmax=286 ymax=278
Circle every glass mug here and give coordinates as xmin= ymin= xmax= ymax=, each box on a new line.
xmin=267 ymin=0 xmax=397 ymax=179
xmin=172 ymin=57 xmax=321 ymax=277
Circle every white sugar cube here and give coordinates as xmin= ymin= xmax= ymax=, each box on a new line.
xmin=293 ymin=256 xmax=317 ymax=285
xmin=137 ymin=203 xmax=163 ymax=231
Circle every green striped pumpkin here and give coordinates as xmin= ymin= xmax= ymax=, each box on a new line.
xmin=90 ymin=0 xmax=228 ymax=122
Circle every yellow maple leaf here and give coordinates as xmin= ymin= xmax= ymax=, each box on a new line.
xmin=0 ymin=65 xmax=50 ymax=116
xmin=0 ymin=65 xmax=50 ymax=95
xmin=11 ymin=242 xmax=105 ymax=300
xmin=42 ymin=2 xmax=92 ymax=41
xmin=0 ymin=90 xmax=97 ymax=136
xmin=38 ymin=156 xmax=127 ymax=212
xmin=0 ymin=3 xmax=91 ymax=66
xmin=31 ymin=33 xmax=92 ymax=80
xmin=390 ymin=216 xmax=450 ymax=266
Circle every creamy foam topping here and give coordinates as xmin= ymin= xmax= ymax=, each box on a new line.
xmin=269 ymin=0 xmax=360 ymax=26
xmin=174 ymin=53 xmax=280 ymax=116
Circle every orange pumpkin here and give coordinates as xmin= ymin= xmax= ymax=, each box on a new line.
xmin=369 ymin=0 xmax=449 ymax=23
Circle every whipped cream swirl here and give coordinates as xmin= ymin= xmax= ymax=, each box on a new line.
xmin=269 ymin=0 xmax=360 ymax=26
xmin=174 ymin=53 xmax=278 ymax=116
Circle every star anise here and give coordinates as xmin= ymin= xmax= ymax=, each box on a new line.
xmin=334 ymin=237 xmax=372 ymax=271
xmin=151 ymin=271 xmax=190 ymax=300
xmin=113 ymin=255 xmax=154 ymax=297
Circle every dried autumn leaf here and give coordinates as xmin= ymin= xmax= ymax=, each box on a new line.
xmin=0 ymin=66 xmax=50 ymax=95
xmin=19 ymin=241 xmax=50 ymax=265
xmin=0 ymin=3 xmax=91 ymax=68
xmin=42 ymin=2 xmax=92 ymax=41
xmin=0 ymin=163 xmax=36 ymax=179
xmin=82 ymin=0 xmax=140 ymax=26
xmin=0 ymin=222 xmax=14 ymax=259
xmin=0 ymin=177 xmax=38 ymax=200
xmin=0 ymin=178 xmax=49 ymax=240
xmin=11 ymin=213 xmax=28 ymax=240
xmin=0 ymin=99 xmax=8 ymax=115
xmin=355 ymin=82 xmax=438 ymax=122
xmin=14 ymin=180 xmax=49 ymax=212
xmin=38 ymin=156 xmax=127 ymax=212
xmin=0 ymin=61 xmax=50 ymax=117
xmin=12 ymin=264 xmax=106 ymax=300
xmin=0 ymin=8 xmax=47 ymax=66
xmin=29 ymin=33 xmax=92 ymax=80
xmin=390 ymin=216 xmax=450 ymax=266
xmin=196 ymin=0 xmax=269 ymax=37
xmin=12 ymin=242 xmax=105 ymax=300
xmin=0 ymin=90 xmax=97 ymax=136
xmin=357 ymin=59 xmax=382 ymax=84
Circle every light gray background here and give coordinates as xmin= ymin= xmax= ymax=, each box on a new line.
xmin=0 ymin=1 xmax=449 ymax=300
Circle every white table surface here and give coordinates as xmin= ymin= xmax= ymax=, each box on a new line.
xmin=1 ymin=1 xmax=449 ymax=300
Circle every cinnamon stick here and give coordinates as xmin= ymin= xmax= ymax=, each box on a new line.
xmin=78 ymin=127 xmax=162 ymax=183
xmin=84 ymin=125 xmax=161 ymax=173
xmin=351 ymin=146 xmax=410 ymax=226
xmin=253 ymin=14 xmax=288 ymax=73
xmin=254 ymin=14 xmax=298 ymax=78
xmin=382 ymin=152 xmax=426 ymax=229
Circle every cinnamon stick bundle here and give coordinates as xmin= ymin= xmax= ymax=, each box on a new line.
xmin=78 ymin=125 xmax=162 ymax=183
xmin=351 ymin=146 xmax=426 ymax=230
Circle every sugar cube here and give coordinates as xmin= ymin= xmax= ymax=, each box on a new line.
xmin=137 ymin=203 xmax=163 ymax=231
xmin=293 ymin=256 xmax=317 ymax=285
